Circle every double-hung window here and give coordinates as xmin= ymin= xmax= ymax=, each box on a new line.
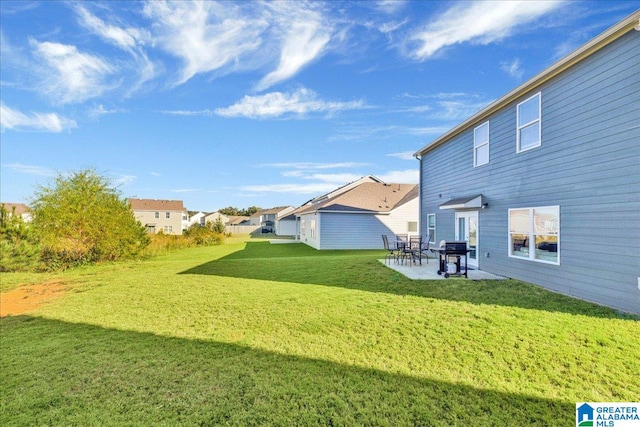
xmin=474 ymin=121 xmax=489 ymax=167
xmin=427 ymin=214 xmax=436 ymax=244
xmin=509 ymin=206 xmax=559 ymax=264
xmin=166 ymin=212 xmax=170 ymax=219
xmin=517 ymin=92 xmax=541 ymax=152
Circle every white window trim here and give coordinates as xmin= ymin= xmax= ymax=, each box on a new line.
xmin=508 ymin=205 xmax=560 ymax=265
xmin=516 ymin=92 xmax=542 ymax=153
xmin=427 ymin=213 xmax=436 ymax=244
xmin=474 ymin=121 xmax=490 ymax=167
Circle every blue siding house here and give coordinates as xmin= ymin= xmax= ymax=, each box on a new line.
xmin=414 ymin=11 xmax=640 ymax=314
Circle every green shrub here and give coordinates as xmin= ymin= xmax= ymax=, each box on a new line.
xmin=0 ymin=205 xmax=41 ymax=272
xmin=30 ymin=169 xmax=150 ymax=270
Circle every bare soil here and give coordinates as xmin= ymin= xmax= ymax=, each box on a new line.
xmin=0 ymin=281 xmax=66 ymax=317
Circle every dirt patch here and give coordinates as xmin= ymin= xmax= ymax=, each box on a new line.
xmin=1 ymin=281 xmax=66 ymax=317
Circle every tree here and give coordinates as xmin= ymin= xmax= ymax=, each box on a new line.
xmin=218 ymin=206 xmax=261 ymax=217
xmin=30 ymin=169 xmax=150 ymax=269
xmin=218 ymin=206 xmax=239 ymax=216
xmin=0 ymin=204 xmax=40 ymax=271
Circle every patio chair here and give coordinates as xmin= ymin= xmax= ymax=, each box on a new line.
xmin=418 ymin=234 xmax=432 ymax=264
xmin=381 ymin=234 xmax=398 ymax=265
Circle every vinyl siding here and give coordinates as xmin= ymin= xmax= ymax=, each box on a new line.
xmin=419 ymin=30 xmax=640 ymax=313
xmin=303 ymin=198 xmax=419 ymax=250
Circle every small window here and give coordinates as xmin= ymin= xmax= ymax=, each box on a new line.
xmin=166 ymin=212 xmax=170 ymax=219
xmin=155 ymin=212 xmax=159 ymax=219
xmin=474 ymin=121 xmax=489 ymax=167
xmin=310 ymin=219 xmax=316 ymax=239
xmin=407 ymin=221 xmax=418 ymax=233
xmin=509 ymin=206 xmax=559 ymax=264
xmin=517 ymin=92 xmax=541 ymax=153
xmin=427 ymin=214 xmax=436 ymax=244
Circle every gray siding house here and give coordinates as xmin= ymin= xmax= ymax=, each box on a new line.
xmin=414 ymin=12 xmax=640 ymax=314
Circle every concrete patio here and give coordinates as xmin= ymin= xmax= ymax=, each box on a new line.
xmin=379 ymin=257 xmax=506 ymax=280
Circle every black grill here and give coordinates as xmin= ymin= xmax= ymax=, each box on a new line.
xmin=436 ymin=241 xmax=470 ymax=278
xmin=440 ymin=241 xmax=469 ymax=255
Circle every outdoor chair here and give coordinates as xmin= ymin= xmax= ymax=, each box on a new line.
xmin=381 ymin=234 xmax=398 ymax=265
xmin=418 ymin=234 xmax=432 ymax=264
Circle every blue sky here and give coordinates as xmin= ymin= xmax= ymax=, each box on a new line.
xmin=1 ymin=1 xmax=638 ymax=212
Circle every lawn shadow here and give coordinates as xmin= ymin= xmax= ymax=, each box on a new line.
xmin=2 ymin=315 xmax=573 ymax=426
xmin=180 ymin=242 xmax=637 ymax=320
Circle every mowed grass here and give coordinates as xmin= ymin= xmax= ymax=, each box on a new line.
xmin=2 ymin=239 xmax=639 ymax=426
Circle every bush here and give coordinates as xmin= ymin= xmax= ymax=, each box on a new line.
xmin=31 ymin=169 xmax=150 ymax=270
xmin=183 ymin=223 xmax=226 ymax=246
xmin=0 ymin=205 xmax=40 ymax=272
xmin=0 ymin=205 xmax=41 ymax=272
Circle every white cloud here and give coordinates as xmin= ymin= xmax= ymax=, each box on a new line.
xmin=3 ymin=163 xmax=56 ymax=177
xmin=112 ymin=174 xmax=136 ymax=186
xmin=158 ymin=109 xmax=215 ymax=117
xmin=239 ymin=182 xmax=340 ymax=195
xmin=30 ymin=39 xmax=115 ymax=104
xmin=256 ymin=3 xmax=332 ymax=91
xmin=500 ymin=58 xmax=524 ymax=79
xmin=375 ymin=1 xmax=408 ymax=15
xmin=377 ymin=169 xmax=419 ymax=184
xmin=387 ymin=151 xmax=417 ymax=160
xmin=74 ymin=5 xmax=156 ymax=92
xmin=215 ymin=88 xmax=365 ymax=119
xmin=263 ymin=162 xmax=369 ymax=170
xmin=407 ymin=1 xmax=564 ymax=60
xmin=88 ymin=104 xmax=128 ymax=118
xmin=143 ymin=1 xmax=266 ymax=86
xmin=171 ymin=189 xmax=200 ymax=193
xmin=0 ymin=103 xmax=77 ymax=132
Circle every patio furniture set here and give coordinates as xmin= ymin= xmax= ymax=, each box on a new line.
xmin=382 ymin=235 xmax=472 ymax=278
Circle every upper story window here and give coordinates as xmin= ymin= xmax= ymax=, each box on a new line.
xmin=474 ymin=121 xmax=489 ymax=167
xmin=509 ymin=206 xmax=559 ymax=265
xmin=154 ymin=212 xmax=159 ymax=219
xmin=517 ymin=92 xmax=541 ymax=153
xmin=166 ymin=212 xmax=170 ymax=219
xmin=427 ymin=214 xmax=436 ymax=244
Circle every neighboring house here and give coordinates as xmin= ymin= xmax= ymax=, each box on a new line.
xmin=128 ymin=198 xmax=187 ymax=235
xmin=203 ymin=211 xmax=229 ymax=226
xmin=187 ymin=211 xmax=208 ymax=227
xmin=226 ymin=215 xmax=251 ymax=226
xmin=250 ymin=206 xmax=294 ymax=232
xmin=1 ymin=203 xmax=32 ymax=222
xmin=414 ymin=12 xmax=640 ymax=314
xmin=296 ymin=179 xmax=419 ymax=250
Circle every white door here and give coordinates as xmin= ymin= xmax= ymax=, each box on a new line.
xmin=455 ymin=211 xmax=478 ymax=268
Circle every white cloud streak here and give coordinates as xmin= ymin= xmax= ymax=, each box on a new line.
xmin=30 ymin=38 xmax=115 ymax=104
xmin=3 ymin=163 xmax=56 ymax=177
xmin=74 ymin=4 xmax=155 ymax=93
xmin=407 ymin=1 xmax=565 ymax=60
xmin=256 ymin=2 xmax=332 ymax=91
xmin=215 ymin=88 xmax=365 ymax=119
xmin=143 ymin=1 xmax=266 ymax=86
xmin=500 ymin=58 xmax=524 ymax=79
xmin=262 ymin=162 xmax=369 ymax=170
xmin=387 ymin=151 xmax=417 ymax=161
xmin=0 ymin=103 xmax=77 ymax=132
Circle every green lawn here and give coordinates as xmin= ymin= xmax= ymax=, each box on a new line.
xmin=2 ymin=239 xmax=638 ymax=426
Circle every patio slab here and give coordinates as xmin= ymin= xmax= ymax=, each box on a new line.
xmin=379 ymin=258 xmax=506 ymax=280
